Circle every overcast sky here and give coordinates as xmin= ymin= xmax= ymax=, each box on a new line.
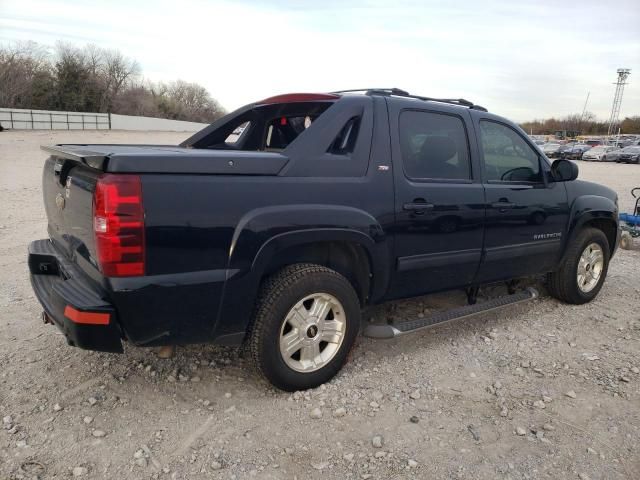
xmin=1 ymin=0 xmax=639 ymax=121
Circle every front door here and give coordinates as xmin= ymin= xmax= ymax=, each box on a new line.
xmin=474 ymin=119 xmax=569 ymax=283
xmin=388 ymin=106 xmax=485 ymax=299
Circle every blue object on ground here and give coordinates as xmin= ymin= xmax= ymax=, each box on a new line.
xmin=620 ymin=212 xmax=640 ymax=226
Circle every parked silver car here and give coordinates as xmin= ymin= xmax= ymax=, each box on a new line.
xmin=582 ymin=146 xmax=619 ymax=161
xmin=604 ymin=146 xmax=640 ymax=163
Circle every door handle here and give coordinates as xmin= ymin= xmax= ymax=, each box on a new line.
xmin=403 ymin=202 xmax=435 ymax=212
xmin=491 ymin=201 xmax=515 ymax=210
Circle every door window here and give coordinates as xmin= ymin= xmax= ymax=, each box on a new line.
xmin=399 ymin=111 xmax=471 ymax=180
xmin=479 ymin=121 xmax=542 ymax=183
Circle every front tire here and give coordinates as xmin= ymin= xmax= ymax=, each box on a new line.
xmin=249 ymin=264 xmax=361 ymax=391
xmin=547 ymin=228 xmax=609 ymax=304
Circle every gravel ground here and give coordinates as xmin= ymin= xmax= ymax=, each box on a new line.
xmin=1 ymin=130 xmax=639 ymax=480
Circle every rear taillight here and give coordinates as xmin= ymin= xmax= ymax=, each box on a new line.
xmin=93 ymin=174 xmax=145 ymax=277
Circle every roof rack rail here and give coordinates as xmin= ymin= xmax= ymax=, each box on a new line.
xmin=331 ymin=88 xmax=488 ymax=112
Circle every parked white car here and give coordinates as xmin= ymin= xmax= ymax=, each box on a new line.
xmin=582 ymin=146 xmax=619 ymax=161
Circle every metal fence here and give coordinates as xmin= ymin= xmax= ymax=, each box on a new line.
xmin=0 ymin=109 xmax=111 ymax=130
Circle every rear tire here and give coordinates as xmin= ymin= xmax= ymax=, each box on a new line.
xmin=249 ymin=264 xmax=361 ymax=391
xmin=547 ymin=228 xmax=609 ymax=304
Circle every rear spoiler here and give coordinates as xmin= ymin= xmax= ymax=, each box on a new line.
xmin=41 ymin=145 xmax=107 ymax=170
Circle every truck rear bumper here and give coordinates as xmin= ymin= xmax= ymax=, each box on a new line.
xmin=28 ymin=239 xmax=123 ymax=353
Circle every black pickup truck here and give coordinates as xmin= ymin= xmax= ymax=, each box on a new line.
xmin=28 ymin=89 xmax=619 ymax=391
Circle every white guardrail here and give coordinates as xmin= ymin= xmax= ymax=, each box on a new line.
xmin=0 ymin=108 xmax=208 ymax=132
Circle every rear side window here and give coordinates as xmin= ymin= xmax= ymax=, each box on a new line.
xmin=328 ymin=116 xmax=360 ymax=155
xmin=480 ymin=121 xmax=541 ymax=183
xmin=399 ymin=111 xmax=471 ymax=180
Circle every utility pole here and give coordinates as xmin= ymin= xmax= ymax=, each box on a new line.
xmin=607 ymin=69 xmax=630 ymax=138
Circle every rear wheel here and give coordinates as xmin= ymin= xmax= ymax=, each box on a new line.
xmin=249 ymin=264 xmax=360 ymax=391
xmin=547 ymin=228 xmax=609 ymax=304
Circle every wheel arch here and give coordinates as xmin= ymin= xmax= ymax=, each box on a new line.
xmin=579 ymin=218 xmax=618 ymax=255
xmin=213 ymin=212 xmax=391 ymax=345
xmin=252 ymin=229 xmax=386 ymax=305
xmin=564 ymin=195 xmax=619 ymax=260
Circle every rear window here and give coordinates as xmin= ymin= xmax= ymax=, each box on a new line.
xmin=265 ymin=116 xmax=314 ymax=150
xmin=189 ymin=101 xmax=336 ymax=151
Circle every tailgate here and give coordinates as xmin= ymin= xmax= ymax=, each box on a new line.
xmin=41 ymin=146 xmax=104 ymax=273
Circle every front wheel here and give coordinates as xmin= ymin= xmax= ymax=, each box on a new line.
xmin=248 ymin=264 xmax=361 ymax=391
xmin=547 ymin=228 xmax=610 ymax=304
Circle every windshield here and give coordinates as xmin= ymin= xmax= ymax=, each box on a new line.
xmin=589 ymin=146 xmax=606 ymax=153
xmin=622 ymin=146 xmax=640 ymax=153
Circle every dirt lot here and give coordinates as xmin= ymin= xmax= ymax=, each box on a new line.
xmin=1 ymin=130 xmax=639 ymax=480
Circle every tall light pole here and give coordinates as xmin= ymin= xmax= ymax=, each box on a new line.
xmin=607 ymin=68 xmax=630 ymax=138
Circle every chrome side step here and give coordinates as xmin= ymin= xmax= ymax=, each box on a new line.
xmin=364 ymin=287 xmax=539 ymax=339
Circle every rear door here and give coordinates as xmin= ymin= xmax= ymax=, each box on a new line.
xmin=473 ymin=117 xmax=569 ymax=282
xmin=388 ymin=102 xmax=485 ymax=298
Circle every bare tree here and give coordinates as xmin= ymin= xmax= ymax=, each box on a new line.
xmin=83 ymin=44 xmax=103 ymax=77
xmin=0 ymin=41 xmax=52 ymax=108
xmin=163 ymin=80 xmax=225 ymax=122
xmin=111 ymin=80 xmax=161 ymax=118
xmin=620 ymin=116 xmax=640 ymax=134
xmin=100 ymin=49 xmax=140 ymax=112
xmin=0 ymin=40 xmax=225 ymax=122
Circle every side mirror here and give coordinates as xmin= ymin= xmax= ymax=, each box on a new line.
xmin=550 ymin=159 xmax=579 ymax=182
